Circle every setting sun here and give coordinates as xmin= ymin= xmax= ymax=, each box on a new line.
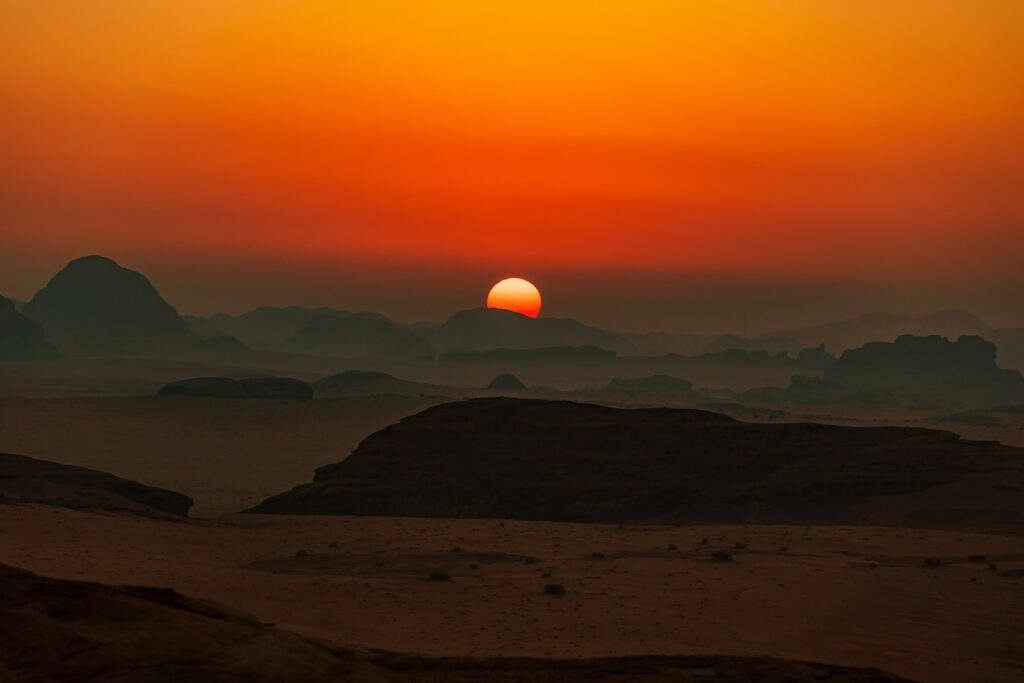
xmin=486 ymin=278 xmax=542 ymax=318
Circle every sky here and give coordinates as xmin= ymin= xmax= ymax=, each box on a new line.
xmin=1 ymin=1 xmax=1022 ymax=332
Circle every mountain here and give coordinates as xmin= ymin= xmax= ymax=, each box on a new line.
xmin=824 ymin=335 xmax=1024 ymax=408
xmin=22 ymin=256 xmax=194 ymax=356
xmin=768 ymin=309 xmax=991 ymax=353
xmin=433 ymin=308 xmax=633 ymax=353
xmin=313 ymin=370 xmax=453 ymax=396
xmin=0 ymin=452 xmax=192 ymax=518
xmin=280 ymin=315 xmax=432 ymax=359
xmin=624 ymin=332 xmax=801 ymax=357
xmin=185 ymin=306 xmax=394 ymax=347
xmin=486 ymin=373 xmax=526 ymax=390
xmin=992 ymin=327 xmax=1024 ymax=371
xmin=248 ymin=398 xmax=1024 ymax=532
xmin=0 ymin=563 xmax=910 ymax=683
xmin=0 ymin=295 xmax=59 ymax=359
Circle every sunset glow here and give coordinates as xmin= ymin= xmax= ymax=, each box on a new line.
xmin=487 ymin=278 xmax=542 ymax=319
xmin=1 ymin=1 xmax=1022 ymax=324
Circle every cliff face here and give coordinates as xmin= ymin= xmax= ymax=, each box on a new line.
xmin=249 ymin=398 xmax=1024 ymax=532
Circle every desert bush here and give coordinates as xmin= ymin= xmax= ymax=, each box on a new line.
xmin=428 ymin=572 xmax=451 ymax=581
xmin=712 ymin=550 xmax=733 ymax=562
xmin=542 ymin=584 xmax=566 ymax=596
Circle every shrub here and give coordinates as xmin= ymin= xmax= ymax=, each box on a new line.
xmin=428 ymin=572 xmax=451 ymax=581
xmin=542 ymin=584 xmax=566 ymax=596
xmin=591 ymin=552 xmax=606 ymax=560
xmin=712 ymin=550 xmax=733 ymax=562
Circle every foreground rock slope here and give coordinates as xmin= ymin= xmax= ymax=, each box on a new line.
xmin=0 ymin=452 xmax=192 ymax=518
xmin=250 ymin=398 xmax=1024 ymax=532
xmin=0 ymin=563 xmax=912 ymax=682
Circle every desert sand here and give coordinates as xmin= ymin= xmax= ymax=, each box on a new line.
xmin=2 ymin=505 xmax=1021 ymax=682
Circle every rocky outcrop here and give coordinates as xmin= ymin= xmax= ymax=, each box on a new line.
xmin=769 ymin=309 xmax=991 ymax=353
xmin=825 ymin=335 xmax=1024 ymax=408
xmin=158 ymin=377 xmax=313 ymax=400
xmin=248 ymin=398 xmax=1024 ymax=532
xmin=313 ymin=371 xmax=452 ymax=396
xmin=0 ymin=295 xmax=59 ymax=359
xmin=487 ymin=373 xmax=526 ymax=390
xmin=22 ymin=256 xmax=194 ymax=356
xmin=0 ymin=453 xmax=192 ymax=518
xmin=0 ymin=563 xmax=913 ymax=682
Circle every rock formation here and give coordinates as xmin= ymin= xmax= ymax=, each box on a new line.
xmin=487 ymin=373 xmax=526 ymax=390
xmin=22 ymin=256 xmax=194 ymax=356
xmin=0 ymin=452 xmax=192 ymax=518
xmin=248 ymin=398 xmax=1024 ymax=532
xmin=0 ymin=295 xmax=59 ymax=359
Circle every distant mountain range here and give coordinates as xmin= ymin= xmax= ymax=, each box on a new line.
xmin=5 ymin=256 xmax=1022 ymax=371
xmin=433 ymin=307 xmax=633 ymax=353
xmin=766 ymin=309 xmax=991 ymax=352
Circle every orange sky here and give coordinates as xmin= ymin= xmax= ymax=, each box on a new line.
xmin=1 ymin=1 xmax=1022 ymax=325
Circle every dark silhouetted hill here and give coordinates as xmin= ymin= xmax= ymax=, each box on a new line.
xmin=769 ymin=309 xmax=991 ymax=353
xmin=280 ymin=315 xmax=432 ymax=359
xmin=433 ymin=308 xmax=632 ymax=353
xmin=992 ymin=327 xmax=1024 ymax=371
xmin=487 ymin=373 xmax=526 ymax=390
xmin=185 ymin=306 xmax=396 ymax=347
xmin=605 ymin=374 xmax=695 ymax=395
xmin=0 ymin=295 xmax=59 ymax=359
xmin=825 ymin=335 xmax=1024 ymax=408
xmin=22 ymin=256 xmax=194 ymax=356
xmin=0 ymin=452 xmax=192 ymax=518
xmin=690 ymin=345 xmax=835 ymax=373
xmin=158 ymin=376 xmax=313 ymax=400
xmin=736 ymin=376 xmax=900 ymax=409
xmin=0 ymin=563 xmax=911 ymax=683
xmin=313 ymin=370 xmax=453 ymax=396
xmin=248 ymin=398 xmax=1024 ymax=532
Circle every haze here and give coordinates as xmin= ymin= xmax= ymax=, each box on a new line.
xmin=2 ymin=1 xmax=1022 ymax=332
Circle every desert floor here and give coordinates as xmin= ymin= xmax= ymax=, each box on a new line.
xmin=2 ymin=361 xmax=1024 ymax=682
xmin=0 ymin=394 xmax=444 ymax=516
xmin=2 ymin=507 xmax=1022 ymax=683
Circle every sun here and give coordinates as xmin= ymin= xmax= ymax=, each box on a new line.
xmin=486 ymin=278 xmax=542 ymax=318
